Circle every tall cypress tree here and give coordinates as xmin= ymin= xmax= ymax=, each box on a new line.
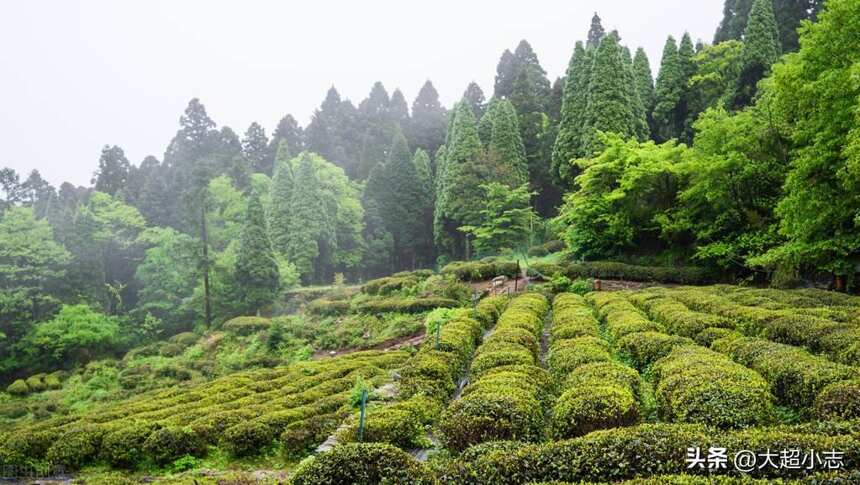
xmin=234 ymin=189 xmax=280 ymax=314
xmin=633 ymin=48 xmax=656 ymax=115
xmin=494 ymin=49 xmax=517 ymax=99
xmin=383 ymin=131 xmax=425 ymax=268
xmin=412 ymin=148 xmax=435 ymax=266
xmin=389 ymin=89 xmax=410 ymax=131
xmin=268 ymin=114 xmax=303 ymax=161
xmin=487 ymin=99 xmax=529 ymax=187
xmin=587 ymin=13 xmax=606 ymax=49
xmin=242 ymin=122 xmax=271 ymax=175
xmin=714 ymin=0 xmax=820 ymax=52
xmin=552 ymin=42 xmax=591 ymax=185
xmin=622 ymin=47 xmax=650 ymax=141
xmin=287 ymin=155 xmax=325 ymax=283
xmin=92 ymin=145 xmax=131 ymax=196
xmin=581 ymin=34 xmax=637 ymax=155
xmin=477 ymin=98 xmax=499 ymax=148
xmin=731 ymin=0 xmax=781 ymax=109
xmin=434 ymin=101 xmax=482 ymax=257
xmin=305 ymin=87 xmax=359 ymax=178
xmin=268 ymin=140 xmax=293 ymax=258
xmin=409 ymin=80 xmax=447 ymax=157
xmin=652 ymin=36 xmax=684 ymax=142
xmin=463 ymin=82 xmax=486 ymax=120
xmin=357 ymin=82 xmax=395 ymax=181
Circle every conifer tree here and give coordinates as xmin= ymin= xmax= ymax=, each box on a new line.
xmin=622 ymin=47 xmax=650 ymax=141
xmin=286 ymin=155 xmax=325 ymax=283
xmin=268 ymin=140 xmax=293 ymax=258
xmin=305 ymin=87 xmax=359 ymax=178
xmin=463 ymin=82 xmax=486 ymax=120
xmin=652 ymin=36 xmax=684 ymax=142
xmin=731 ymin=0 xmax=781 ymax=109
xmin=412 ymin=148 xmax=435 ymax=265
xmin=548 ymin=77 xmax=564 ymax=121
xmin=242 ymin=122 xmax=271 ymax=175
xmin=383 ymin=131 xmax=425 ymax=268
xmin=409 ymin=81 xmax=447 ymax=156
xmin=678 ymin=33 xmax=697 ymax=81
xmin=494 ymin=49 xmax=517 ymax=99
xmin=714 ymin=0 xmax=820 ymax=52
xmin=357 ymin=82 xmax=395 ymax=180
xmin=552 ymin=42 xmax=591 ymax=185
xmin=268 ymin=114 xmax=303 ymax=161
xmin=235 ymin=189 xmax=280 ymax=314
xmin=581 ymin=34 xmax=637 ymax=155
xmin=633 ymin=48 xmax=656 ymax=115
xmin=477 ymin=98 xmax=499 ymax=148
xmin=92 ymin=145 xmax=131 ymax=196
xmin=587 ymin=13 xmax=606 ymax=49
xmin=389 ymin=89 xmax=410 ymax=130
xmin=487 ymin=99 xmax=528 ymax=187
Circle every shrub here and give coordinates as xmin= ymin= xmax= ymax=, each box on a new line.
xmin=142 ymin=426 xmax=206 ymax=465
xmin=552 ymin=385 xmax=640 ymax=439
xmin=617 ymin=331 xmax=695 ymax=370
xmin=222 ymin=316 xmax=272 ymax=335
xmin=547 ymin=337 xmax=611 ymax=380
xmin=44 ymin=372 xmax=63 ymax=390
xmin=356 ymin=297 xmax=459 ymax=314
xmin=168 ymin=332 xmax=198 ymax=347
xmin=714 ymin=337 xmax=860 ymax=408
xmin=440 ymin=260 xmax=520 ymax=282
xmin=694 ymin=327 xmax=743 ymax=347
xmin=560 ymin=261 xmax=713 ymax=284
xmin=45 ymin=425 xmax=105 ymax=470
xmin=814 ymin=380 xmax=860 ymax=421
xmin=280 ymin=412 xmax=346 ymax=458
xmin=470 ymin=348 xmax=534 ymax=379
xmin=222 ymin=420 xmax=276 ymax=457
xmin=652 ymin=345 xmax=776 ymax=428
xmin=438 ymin=391 xmax=544 ymax=452
xmin=159 ymin=342 xmax=185 ymax=357
xmin=562 ymin=361 xmax=641 ymax=396
xmin=101 ymin=421 xmax=158 ymax=468
xmin=307 ymin=298 xmax=351 ymax=316
xmin=291 ymin=443 xmax=435 ymax=484
xmin=25 ymin=374 xmax=47 ymax=393
xmin=6 ymin=379 xmax=29 ymax=396
xmin=475 ymin=295 xmax=508 ymax=328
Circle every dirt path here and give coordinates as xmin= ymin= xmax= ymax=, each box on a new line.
xmin=311 ymin=331 xmax=426 ymax=360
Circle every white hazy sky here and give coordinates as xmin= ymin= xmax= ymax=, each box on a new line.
xmin=0 ymin=0 xmax=724 ymax=187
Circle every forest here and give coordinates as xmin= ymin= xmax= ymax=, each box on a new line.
xmin=1 ymin=0 xmax=860 ymax=483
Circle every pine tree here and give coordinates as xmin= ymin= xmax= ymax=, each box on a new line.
xmin=409 ymin=81 xmax=448 ymax=157
xmin=678 ymin=33 xmax=697 ymax=81
xmin=382 ymin=131 xmax=425 ymax=268
xmin=622 ymin=47 xmax=650 ymax=141
xmin=434 ymin=102 xmax=482 ymax=257
xmin=242 ymin=122 xmax=271 ymax=175
xmin=714 ymin=0 xmax=820 ymax=52
xmin=581 ymin=34 xmax=637 ymax=155
xmin=268 ymin=140 xmax=293 ymax=258
xmin=494 ymin=49 xmax=517 ymax=99
xmin=552 ymin=42 xmax=591 ymax=185
xmin=305 ymin=87 xmax=359 ymax=178
xmin=487 ymin=99 xmax=528 ymax=187
xmin=92 ymin=145 xmax=131 ymax=196
xmin=587 ymin=13 xmax=606 ymax=49
xmin=357 ymin=82 xmax=395 ymax=180
xmin=633 ymin=48 xmax=656 ymax=115
xmin=412 ymin=148 xmax=435 ymax=266
xmin=269 ymin=114 xmax=303 ymax=161
xmin=477 ymin=98 xmax=499 ymax=148
xmin=463 ymin=82 xmax=486 ymax=120
xmin=731 ymin=0 xmax=781 ymax=109
xmin=286 ymin=155 xmax=325 ymax=283
xmin=389 ymin=89 xmax=410 ymax=130
xmin=548 ymin=77 xmax=564 ymax=121
xmin=652 ymin=36 xmax=684 ymax=142
xmin=235 ymin=189 xmax=280 ymax=314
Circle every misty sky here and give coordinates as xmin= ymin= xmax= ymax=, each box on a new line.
xmin=0 ymin=0 xmax=724 ymax=187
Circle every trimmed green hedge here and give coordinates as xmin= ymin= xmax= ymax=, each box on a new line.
xmin=291 ymin=443 xmax=436 ymax=484
xmin=306 ymin=298 xmax=351 ymax=316
xmin=531 ymin=261 xmax=713 ymax=284
xmin=618 ymin=331 xmax=695 ymax=370
xmin=438 ymin=423 xmax=860 ymax=484
xmin=652 ymin=345 xmax=776 ymax=428
xmin=441 ymin=260 xmax=520 ymax=282
xmin=438 ymin=293 xmax=549 ymax=451
xmin=586 ymin=292 xmax=664 ymax=341
xmin=712 ymin=336 xmax=860 ymax=409
xmin=222 ymin=316 xmax=272 ymax=335
xmin=356 ymin=297 xmax=459 ymax=314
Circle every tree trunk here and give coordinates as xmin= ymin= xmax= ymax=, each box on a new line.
xmin=201 ymin=204 xmax=212 ymax=328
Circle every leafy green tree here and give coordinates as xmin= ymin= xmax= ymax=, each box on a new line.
xmin=134 ymin=227 xmax=199 ymax=333
xmin=92 ymin=145 xmax=131 ymax=196
xmin=242 ymin=122 xmax=271 ymax=175
xmin=70 ymin=192 xmax=146 ymax=314
xmin=684 ymin=40 xmax=744 ymax=138
xmin=669 ymin=105 xmax=788 ymax=273
xmin=0 ymin=168 xmax=21 ymax=213
xmin=553 ymin=134 xmax=686 ymax=260
xmin=750 ymin=0 xmax=860 ymax=285
xmin=458 ymin=183 xmax=536 ymax=256
xmin=730 ymin=0 xmax=781 ymax=109
xmin=552 ymin=42 xmax=591 ymax=185
xmin=408 ymin=81 xmax=447 ymax=158
xmin=268 ymin=140 xmax=293 ymax=258
xmin=587 ymin=12 xmax=605 ymax=49
xmin=0 ymin=207 xmax=70 ymax=369
xmin=652 ymin=36 xmax=685 ymax=142
xmin=234 ymin=190 xmax=280 ymax=314
xmin=22 ymin=304 xmax=124 ymax=368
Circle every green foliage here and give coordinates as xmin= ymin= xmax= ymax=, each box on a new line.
xmin=222 ymin=420 xmax=275 ymax=457
xmin=730 ymin=0 xmax=781 ymax=109
xmin=22 ymin=304 xmax=124 ymax=368
xmin=440 ymin=259 xmax=519 ymax=281
xmin=552 ymin=42 xmax=591 ymax=185
xmin=291 ymin=443 xmax=436 ymax=485
xmin=652 ymin=36 xmax=685 ymax=142
xmin=234 ymin=190 xmax=280 ymax=313
xmin=553 ymin=134 xmax=686 ymax=260
xmin=7 ymin=379 xmax=28 ymax=396
xmin=458 ymin=183 xmax=536 ymax=257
